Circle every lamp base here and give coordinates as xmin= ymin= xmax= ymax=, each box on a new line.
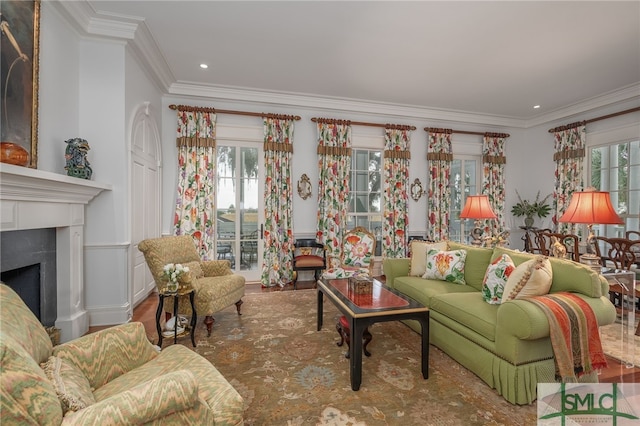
xmin=469 ymin=225 xmax=484 ymax=247
xmin=580 ymin=253 xmax=602 ymax=273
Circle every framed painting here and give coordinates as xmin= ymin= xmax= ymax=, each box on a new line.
xmin=1 ymin=0 xmax=40 ymax=168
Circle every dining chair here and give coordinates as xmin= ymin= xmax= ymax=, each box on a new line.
xmin=535 ymin=231 xmax=580 ymax=262
xmin=292 ymin=239 xmax=326 ymax=290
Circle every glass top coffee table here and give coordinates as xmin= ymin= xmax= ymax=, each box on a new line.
xmin=317 ymin=277 xmax=429 ymax=391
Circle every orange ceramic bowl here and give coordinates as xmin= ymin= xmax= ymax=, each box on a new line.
xmin=0 ymin=142 xmax=30 ymax=166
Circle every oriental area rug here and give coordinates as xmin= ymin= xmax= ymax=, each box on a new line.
xmin=176 ymin=290 xmax=537 ymax=425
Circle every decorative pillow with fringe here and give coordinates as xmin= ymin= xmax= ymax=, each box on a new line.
xmin=41 ymin=356 xmax=95 ymax=414
xmin=501 ymin=255 xmax=552 ymax=302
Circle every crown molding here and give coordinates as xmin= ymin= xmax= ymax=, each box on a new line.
xmin=524 ymin=83 xmax=640 ymax=128
xmin=53 ymin=1 xmax=174 ymax=92
xmin=168 ymin=82 xmax=525 ymax=128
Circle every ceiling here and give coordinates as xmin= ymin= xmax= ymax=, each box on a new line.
xmin=84 ymin=1 xmax=640 ymax=123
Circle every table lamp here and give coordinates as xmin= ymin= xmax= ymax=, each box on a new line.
xmin=459 ymin=195 xmax=497 ymax=246
xmin=558 ymin=189 xmax=623 ymax=269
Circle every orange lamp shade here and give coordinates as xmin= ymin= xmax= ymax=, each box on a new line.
xmin=459 ymin=195 xmax=497 ymax=220
xmin=558 ymin=191 xmax=623 ymax=224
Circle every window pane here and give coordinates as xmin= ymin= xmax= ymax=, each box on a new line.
xmin=369 ymin=151 xmax=381 ymax=172
xmin=355 ymin=172 xmax=368 ymax=191
xmin=369 ymin=192 xmax=381 ymax=212
xmin=354 ymin=150 xmax=368 ymax=170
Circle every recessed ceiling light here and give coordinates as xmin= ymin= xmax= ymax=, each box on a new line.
xmin=200 ymin=64 xmax=208 ymax=69
xmin=533 ymin=105 xmax=541 ymax=109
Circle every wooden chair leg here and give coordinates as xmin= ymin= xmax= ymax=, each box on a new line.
xmin=235 ymin=299 xmax=243 ymax=315
xmin=204 ymin=316 xmax=214 ymax=337
xmin=336 ymin=322 xmax=345 ymax=347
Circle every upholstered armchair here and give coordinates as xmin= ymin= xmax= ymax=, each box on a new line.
xmin=323 ymin=227 xmax=376 ymax=279
xmin=0 ymin=284 xmax=244 ymax=425
xmin=138 ymin=235 xmax=245 ymax=337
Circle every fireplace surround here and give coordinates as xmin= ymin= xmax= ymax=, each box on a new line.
xmin=0 ymin=163 xmax=111 ymax=342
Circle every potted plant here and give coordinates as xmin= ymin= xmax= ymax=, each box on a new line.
xmin=511 ymin=191 xmax=552 ymax=227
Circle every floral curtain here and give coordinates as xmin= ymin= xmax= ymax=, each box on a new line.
xmin=316 ymin=121 xmax=352 ymax=264
xmin=481 ymin=134 xmax=507 ymax=238
xmin=261 ymin=117 xmax=295 ymax=287
xmin=552 ymin=122 xmax=586 ymax=233
xmin=383 ymin=127 xmax=411 ymax=258
xmin=426 ymin=129 xmax=453 ymax=241
xmin=173 ymin=109 xmax=216 ymax=259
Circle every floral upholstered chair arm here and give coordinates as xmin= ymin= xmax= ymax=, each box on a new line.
xmin=53 ymin=322 xmax=158 ymax=390
xmin=201 ymin=260 xmax=233 ymax=276
xmin=61 ymin=371 xmax=204 ymax=425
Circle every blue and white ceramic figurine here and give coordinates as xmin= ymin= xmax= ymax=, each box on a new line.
xmin=64 ymin=138 xmax=92 ymax=179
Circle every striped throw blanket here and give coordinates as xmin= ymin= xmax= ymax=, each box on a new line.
xmin=527 ymin=292 xmax=607 ymax=382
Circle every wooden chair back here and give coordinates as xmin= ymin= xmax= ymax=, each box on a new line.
xmin=594 ymin=236 xmax=640 ymax=270
xmin=535 ymin=231 xmax=580 ymax=262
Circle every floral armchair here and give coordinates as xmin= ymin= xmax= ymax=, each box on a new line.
xmin=0 ymin=284 xmax=243 ymax=425
xmin=138 ymin=235 xmax=245 ymax=337
xmin=323 ymin=227 xmax=376 ymax=279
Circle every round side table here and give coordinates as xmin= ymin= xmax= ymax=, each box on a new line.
xmin=156 ymin=288 xmax=197 ymax=347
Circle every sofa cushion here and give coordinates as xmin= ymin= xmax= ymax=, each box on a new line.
xmin=0 ymin=285 xmax=53 ymax=365
xmin=409 ymin=240 xmax=448 ymax=277
xmin=0 ymin=335 xmax=63 ymax=425
xmin=502 ymin=255 xmax=552 ymax=302
xmin=492 ymin=247 xmax=602 ymax=298
xmin=393 ymin=276 xmax=477 ymax=308
xmin=448 ymin=242 xmax=494 ymax=290
xmin=482 ymin=254 xmax=515 ymax=304
xmin=93 ymin=344 xmax=244 ymax=426
xmin=42 ymin=355 xmax=96 ymax=413
xmin=423 ymin=249 xmax=467 ymax=284
xmin=429 ymin=292 xmax=498 ymax=341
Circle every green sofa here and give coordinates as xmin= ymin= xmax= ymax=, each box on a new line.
xmin=0 ymin=283 xmax=244 ymax=425
xmin=383 ymin=242 xmax=617 ymax=405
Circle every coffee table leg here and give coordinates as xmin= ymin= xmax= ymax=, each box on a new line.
xmin=350 ymin=318 xmax=364 ymax=391
xmin=317 ymin=289 xmax=324 ymax=331
xmin=419 ymin=313 xmax=429 ymax=379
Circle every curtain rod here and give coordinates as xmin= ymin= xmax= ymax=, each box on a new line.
xmin=168 ymin=104 xmax=301 ymax=121
xmin=311 ymin=117 xmax=416 ymax=131
xmin=424 ymin=127 xmax=510 ymax=138
xmin=548 ymin=106 xmax=640 ymax=133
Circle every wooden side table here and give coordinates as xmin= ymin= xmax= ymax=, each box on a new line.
xmin=156 ymin=288 xmax=197 ymax=347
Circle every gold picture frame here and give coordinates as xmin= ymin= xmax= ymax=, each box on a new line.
xmin=297 ymin=173 xmax=312 ymax=200
xmin=410 ymin=178 xmax=424 ymax=201
xmin=1 ymin=0 xmax=40 ymax=168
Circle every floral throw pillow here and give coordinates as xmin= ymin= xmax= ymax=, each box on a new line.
xmin=423 ymin=249 xmax=467 ymax=285
xmin=409 ymin=241 xmax=448 ymax=277
xmin=482 ymin=254 xmax=515 ymax=304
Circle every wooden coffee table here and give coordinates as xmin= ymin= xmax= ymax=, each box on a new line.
xmin=317 ymin=277 xmax=429 ymax=391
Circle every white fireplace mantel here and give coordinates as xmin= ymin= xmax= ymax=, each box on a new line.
xmin=0 ymin=163 xmax=112 ymax=342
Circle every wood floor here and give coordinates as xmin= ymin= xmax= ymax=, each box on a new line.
xmin=96 ymin=279 xmax=640 ymax=385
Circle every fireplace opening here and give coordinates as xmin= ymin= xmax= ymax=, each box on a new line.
xmin=0 ymin=228 xmax=57 ymax=326
xmin=2 ymin=264 xmax=41 ymax=319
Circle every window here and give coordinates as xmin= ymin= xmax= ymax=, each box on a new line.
xmin=347 ymin=149 xmax=382 ymax=255
xmin=589 ymin=140 xmax=639 ymax=237
xmin=448 ymin=157 xmax=480 ymax=243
